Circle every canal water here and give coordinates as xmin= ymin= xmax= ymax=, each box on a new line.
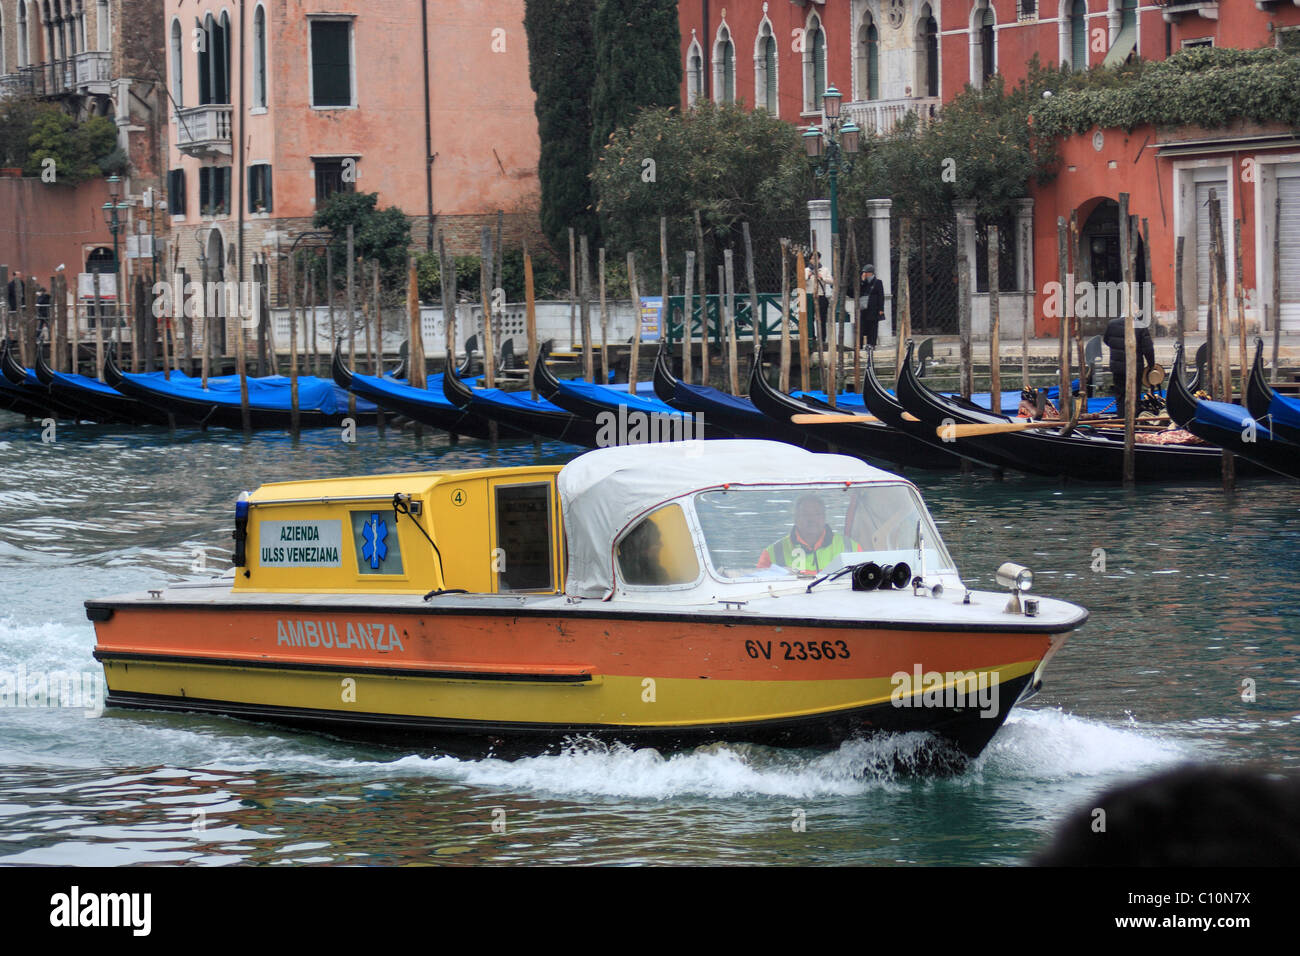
xmin=0 ymin=418 xmax=1296 ymax=866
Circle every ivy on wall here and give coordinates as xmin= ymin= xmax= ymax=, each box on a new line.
xmin=1030 ymin=47 xmax=1300 ymax=140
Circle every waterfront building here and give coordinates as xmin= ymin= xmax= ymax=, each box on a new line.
xmin=0 ymin=0 xmax=167 ymax=294
xmin=676 ymin=1 xmax=1300 ymax=338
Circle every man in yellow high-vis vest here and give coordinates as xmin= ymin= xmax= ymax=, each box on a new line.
xmin=757 ymin=495 xmax=860 ymax=573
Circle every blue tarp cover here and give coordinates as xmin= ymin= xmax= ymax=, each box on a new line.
xmin=123 ymin=370 xmax=377 ymax=414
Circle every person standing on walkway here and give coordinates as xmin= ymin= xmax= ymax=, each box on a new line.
xmin=859 ymin=264 xmax=885 ymax=349
xmin=805 ymin=252 xmax=832 ymax=345
xmin=6 ymin=270 xmax=24 ymax=314
xmin=35 ymin=284 xmax=51 ymax=341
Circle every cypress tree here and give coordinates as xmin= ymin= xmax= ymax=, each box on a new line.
xmin=524 ymin=0 xmax=597 ymax=247
xmin=589 ymin=0 xmax=683 ymax=164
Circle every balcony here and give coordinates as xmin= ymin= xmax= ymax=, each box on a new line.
xmin=843 ymin=96 xmax=940 ymax=138
xmin=175 ymin=104 xmax=233 ymax=157
xmin=0 ymin=71 xmax=35 ymax=100
xmin=21 ymin=52 xmax=112 ymax=98
xmin=72 ymin=51 xmax=112 ymax=94
xmin=1154 ymin=0 xmax=1219 ymax=20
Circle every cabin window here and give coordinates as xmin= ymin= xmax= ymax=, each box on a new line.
xmin=495 ymin=483 xmax=554 ymax=592
xmin=693 ymin=484 xmax=954 ymax=580
xmin=616 ymin=504 xmax=700 ymax=588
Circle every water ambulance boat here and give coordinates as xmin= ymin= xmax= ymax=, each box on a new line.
xmin=86 ymin=440 xmax=1087 ymax=764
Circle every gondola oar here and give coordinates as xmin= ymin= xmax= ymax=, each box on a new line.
xmin=790 ymin=412 xmax=881 ymax=424
xmin=941 ymin=417 xmax=1171 ymax=438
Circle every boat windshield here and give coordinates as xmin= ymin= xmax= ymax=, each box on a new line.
xmin=692 ymin=483 xmax=955 ymax=580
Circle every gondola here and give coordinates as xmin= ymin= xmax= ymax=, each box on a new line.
xmin=1245 ymin=338 xmax=1300 ymax=446
xmin=531 ymin=342 xmax=723 ymax=444
xmin=895 ymin=340 xmax=1257 ymax=482
xmin=331 ymin=341 xmax=512 ymax=441
xmin=104 ymin=346 xmax=385 ymax=430
xmin=748 ymin=355 xmax=961 ymax=471
xmin=443 ymin=345 xmax=594 ymax=445
xmin=861 ymin=344 xmax=1001 ymax=471
xmin=0 ymin=339 xmax=88 ymax=420
xmin=1167 ymin=342 xmax=1300 ymax=480
xmin=652 ymin=344 xmax=829 ymax=450
xmin=31 ymin=347 xmax=173 ymax=426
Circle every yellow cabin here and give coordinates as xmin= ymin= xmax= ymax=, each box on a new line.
xmin=234 ymin=465 xmax=565 ymax=595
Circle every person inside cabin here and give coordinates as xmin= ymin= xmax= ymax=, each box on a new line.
xmin=1103 ymin=308 xmax=1155 ymax=411
xmin=757 ymin=494 xmax=859 ymax=573
xmin=618 ymin=518 xmax=672 ymax=586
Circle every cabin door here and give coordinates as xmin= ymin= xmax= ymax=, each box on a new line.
xmin=488 ymin=480 xmax=560 ymax=594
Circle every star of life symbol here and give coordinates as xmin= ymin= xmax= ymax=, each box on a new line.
xmin=362 ymin=512 xmax=388 ymax=569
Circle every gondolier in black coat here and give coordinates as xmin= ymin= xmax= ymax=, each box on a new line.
xmin=1103 ymin=310 xmax=1155 ymax=410
xmin=859 ymin=264 xmax=885 ymax=348
xmin=6 ymin=271 xmax=24 ymax=313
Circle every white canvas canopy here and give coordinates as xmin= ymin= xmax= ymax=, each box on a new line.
xmin=557 ymin=440 xmax=897 ymax=598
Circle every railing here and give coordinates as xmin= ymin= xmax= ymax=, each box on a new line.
xmin=663 ymin=293 xmax=805 ymax=348
xmin=18 ymin=52 xmax=112 ymax=97
xmin=175 ymin=104 xmax=234 ymax=152
xmin=844 ymin=96 xmax=941 ymax=137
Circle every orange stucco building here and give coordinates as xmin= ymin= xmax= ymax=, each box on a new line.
xmin=675 ymin=0 xmax=1300 ymax=339
xmin=163 ymin=0 xmax=544 ymax=308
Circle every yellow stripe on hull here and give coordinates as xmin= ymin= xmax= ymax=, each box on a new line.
xmin=101 ymin=658 xmax=1041 ymax=728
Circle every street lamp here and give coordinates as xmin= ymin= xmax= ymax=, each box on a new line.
xmin=803 ymin=85 xmax=861 ymax=242
xmin=101 ymin=175 xmax=132 ymax=341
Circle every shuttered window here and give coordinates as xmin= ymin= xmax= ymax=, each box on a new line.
xmin=253 ymin=5 xmax=267 ymax=108
xmin=866 ymin=26 xmax=879 ymax=100
xmin=763 ymin=35 xmax=777 ymax=111
xmin=812 ymin=25 xmax=826 ymax=109
xmin=214 ymin=13 xmax=230 ymax=103
xmin=981 ymin=9 xmax=996 ymax=83
xmin=197 ymin=17 xmax=210 ymax=104
xmin=1279 ymin=176 xmax=1300 ymax=325
xmin=924 ymin=17 xmax=939 ymax=96
xmin=718 ymin=29 xmax=734 ymax=104
xmin=311 ymin=20 xmax=352 ymax=107
xmin=168 ymin=168 xmax=186 ymax=216
xmin=199 ymin=166 xmax=231 ymax=216
xmin=249 ymin=164 xmax=273 ymax=214
xmin=1070 ymin=0 xmax=1087 ymax=70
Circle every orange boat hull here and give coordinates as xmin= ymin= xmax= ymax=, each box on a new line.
xmin=91 ymin=600 xmax=1065 ymax=760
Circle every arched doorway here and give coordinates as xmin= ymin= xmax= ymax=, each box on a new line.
xmin=1077 ymin=198 xmax=1146 ymax=335
xmin=84 ymin=246 xmax=116 ymax=329
xmin=85 ymin=246 xmax=115 ymax=274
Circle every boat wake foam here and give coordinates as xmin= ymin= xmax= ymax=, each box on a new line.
xmin=205 ymin=707 xmax=1194 ymax=799
xmin=973 ymin=707 xmax=1193 ymax=780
